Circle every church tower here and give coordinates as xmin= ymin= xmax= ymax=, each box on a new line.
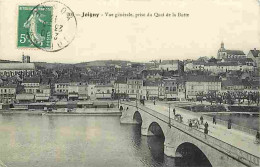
xmin=217 ymin=42 xmax=227 ymax=59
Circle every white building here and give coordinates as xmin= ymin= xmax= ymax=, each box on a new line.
xmin=0 ymin=85 xmax=16 ymax=103
xmin=185 ymin=76 xmax=221 ymax=99
xmin=22 ymin=78 xmax=40 ymax=94
xmin=35 ymin=85 xmax=51 ymax=102
xmin=87 ymin=84 xmax=96 ymax=100
xmin=68 ymin=83 xmax=88 ymax=100
xmin=95 ymin=84 xmax=114 ymax=99
xmin=127 ymin=78 xmax=143 ymax=99
xmin=142 ymin=81 xmax=159 ymax=100
xmin=159 ymin=60 xmax=179 ymax=71
xmin=0 ymin=63 xmax=35 ymax=77
xmin=54 ymin=82 xmax=69 ymax=94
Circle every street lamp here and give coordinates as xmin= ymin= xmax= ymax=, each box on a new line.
xmin=135 ymin=93 xmax=138 ymax=110
xmin=168 ymin=103 xmax=171 ymax=128
xmin=117 ymin=83 xmax=120 ymax=108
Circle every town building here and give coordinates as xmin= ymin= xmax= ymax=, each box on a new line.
xmin=217 ymin=42 xmax=246 ymax=59
xmin=185 ymin=75 xmax=221 ymax=99
xmin=247 ymin=48 xmax=260 ymax=67
xmin=21 ymin=77 xmax=40 ymax=94
xmin=127 ymin=78 xmax=143 ymax=99
xmin=141 ymin=70 xmax=162 ymax=81
xmin=185 ymin=58 xmax=255 ymax=74
xmin=159 ymin=60 xmax=180 ymax=71
xmin=16 ymin=94 xmax=34 ymax=103
xmin=0 ymin=55 xmax=35 ymax=77
xmin=54 ymin=79 xmax=69 ymax=100
xmin=95 ymin=84 xmax=114 ymax=99
xmin=221 ymin=78 xmax=260 ymax=92
xmin=87 ymin=84 xmax=96 ymax=100
xmin=114 ymin=78 xmax=128 ymax=99
xmin=35 ymin=85 xmax=51 ymax=102
xmin=163 ymin=78 xmax=185 ymax=101
xmin=0 ymin=63 xmax=35 ymax=77
xmin=142 ymin=81 xmax=161 ymax=100
xmin=68 ymin=83 xmax=88 ymax=101
xmin=0 ymin=84 xmax=16 ymax=103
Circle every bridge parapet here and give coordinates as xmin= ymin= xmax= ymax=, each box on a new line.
xmin=120 ymin=101 xmax=260 ymax=167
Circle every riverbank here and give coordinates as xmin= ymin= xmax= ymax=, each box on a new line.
xmin=0 ymin=108 xmax=122 ymax=116
xmin=204 ymin=113 xmax=259 ymax=131
xmin=180 ymin=104 xmax=259 ymax=113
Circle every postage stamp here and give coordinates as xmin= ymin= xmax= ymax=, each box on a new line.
xmin=17 ymin=5 xmax=53 ymax=49
xmin=17 ymin=1 xmax=77 ymax=52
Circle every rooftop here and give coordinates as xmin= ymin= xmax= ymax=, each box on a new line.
xmin=217 ymin=62 xmax=238 ymax=66
xmin=226 ymin=50 xmax=245 ymax=55
xmin=186 ymin=75 xmax=221 ymax=82
xmin=143 ymin=80 xmax=160 ymax=86
xmin=0 ymin=84 xmax=17 ymax=88
xmin=23 ymin=77 xmax=40 ymax=83
xmin=249 ymin=49 xmax=260 ymax=57
xmin=0 ymin=63 xmax=35 ymax=70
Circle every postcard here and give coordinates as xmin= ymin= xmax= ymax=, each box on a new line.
xmin=0 ymin=0 xmax=259 ymax=167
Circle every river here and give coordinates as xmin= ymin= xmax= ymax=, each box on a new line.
xmin=0 ymin=114 xmax=211 ymax=167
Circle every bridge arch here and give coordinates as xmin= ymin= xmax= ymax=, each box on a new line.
xmin=133 ymin=111 xmax=142 ymax=124
xmin=147 ymin=122 xmax=165 ymax=139
xmin=176 ymin=142 xmax=212 ymax=167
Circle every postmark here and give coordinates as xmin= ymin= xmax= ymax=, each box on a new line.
xmin=17 ymin=1 xmax=77 ymax=52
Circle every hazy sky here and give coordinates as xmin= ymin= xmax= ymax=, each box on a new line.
xmin=0 ymin=0 xmax=259 ymax=63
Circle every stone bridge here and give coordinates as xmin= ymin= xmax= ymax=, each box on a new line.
xmin=120 ymin=101 xmax=260 ymax=167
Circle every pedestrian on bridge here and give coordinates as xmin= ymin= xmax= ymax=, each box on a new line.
xmin=204 ymin=122 xmax=208 ymax=135
xmin=228 ymin=119 xmax=231 ymax=129
xmin=213 ymin=116 xmax=216 ymax=125
xmin=200 ymin=116 xmax=204 ymax=124
xmin=189 ymin=121 xmax=192 ymax=128
xmin=173 ymin=108 xmax=176 ymax=116
xmin=255 ymin=131 xmax=260 ymax=144
xmin=204 ymin=127 xmax=208 ymax=135
xmin=204 ymin=122 xmax=209 ymax=129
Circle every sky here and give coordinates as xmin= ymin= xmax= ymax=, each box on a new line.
xmin=0 ymin=0 xmax=259 ymax=63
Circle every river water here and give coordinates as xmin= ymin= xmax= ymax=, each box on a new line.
xmin=0 ymin=114 xmax=211 ymax=167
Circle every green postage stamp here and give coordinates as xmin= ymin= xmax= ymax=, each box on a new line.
xmin=17 ymin=5 xmax=53 ymax=49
